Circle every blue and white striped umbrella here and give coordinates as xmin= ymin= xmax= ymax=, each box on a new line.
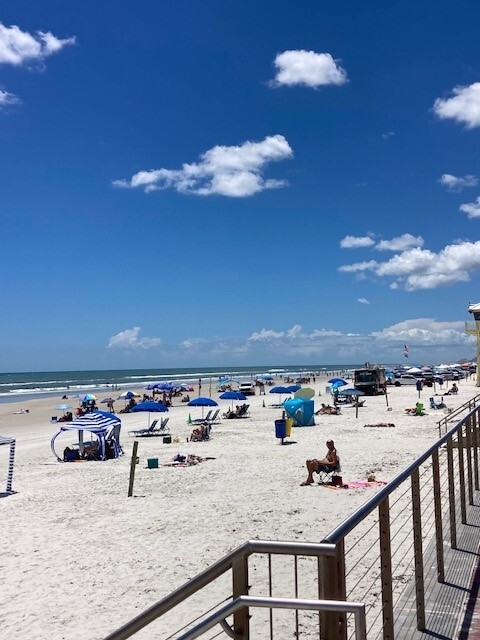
xmin=66 ymin=410 xmax=120 ymax=431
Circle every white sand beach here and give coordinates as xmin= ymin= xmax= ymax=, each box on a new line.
xmin=0 ymin=374 xmax=476 ymax=639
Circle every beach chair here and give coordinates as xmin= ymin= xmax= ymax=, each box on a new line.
xmin=236 ymin=404 xmax=250 ymax=418
xmin=317 ymin=458 xmax=342 ymax=485
xmin=204 ymin=409 xmax=220 ymax=425
xmin=192 ymin=410 xmax=212 ymax=425
xmin=128 ymin=419 xmax=160 ymax=437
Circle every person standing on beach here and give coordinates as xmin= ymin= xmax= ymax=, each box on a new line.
xmin=300 ymin=440 xmax=338 ymax=486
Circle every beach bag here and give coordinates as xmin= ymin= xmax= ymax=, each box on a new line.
xmin=332 ymin=475 xmax=343 ymax=486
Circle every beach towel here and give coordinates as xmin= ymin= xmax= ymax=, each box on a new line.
xmin=161 ymin=453 xmax=216 ymax=467
xmin=322 ymin=480 xmax=387 ymax=490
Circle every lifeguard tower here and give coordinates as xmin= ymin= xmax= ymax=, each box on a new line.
xmin=466 ymin=302 xmax=480 ymax=387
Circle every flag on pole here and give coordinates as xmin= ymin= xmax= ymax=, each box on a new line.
xmin=404 ymin=344 xmax=409 ymax=358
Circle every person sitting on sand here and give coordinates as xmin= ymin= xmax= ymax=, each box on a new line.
xmin=300 ymin=440 xmax=338 ymax=486
xmin=444 ymin=382 xmax=458 ymax=396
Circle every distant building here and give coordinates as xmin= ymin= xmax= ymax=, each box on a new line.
xmin=466 ymin=303 xmax=480 ymax=387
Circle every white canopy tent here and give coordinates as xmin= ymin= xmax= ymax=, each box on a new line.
xmin=0 ymin=435 xmax=16 ymax=494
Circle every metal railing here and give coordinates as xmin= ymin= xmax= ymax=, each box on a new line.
xmin=104 ymin=403 xmax=480 ymax=640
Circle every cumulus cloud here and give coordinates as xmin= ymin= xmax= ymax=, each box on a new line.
xmin=460 ymin=197 xmax=480 ymax=219
xmin=339 ymin=240 xmax=480 ymax=290
xmin=340 ymin=235 xmax=375 ymax=249
xmin=247 ymin=328 xmax=285 ymax=342
xmin=433 ymin=82 xmax=480 ymax=128
xmin=0 ymin=89 xmax=20 ymax=107
xmin=357 ymin=298 xmax=370 ymax=304
xmin=113 ymin=135 xmax=293 ymax=197
xmin=270 ymin=50 xmax=347 ymax=88
xmin=371 ymin=318 xmax=473 ymax=347
xmin=382 ymin=131 xmax=395 ymax=140
xmin=375 ymin=234 xmax=424 ymax=251
xmin=107 ymin=327 xmax=161 ymax=350
xmin=439 ymin=173 xmax=478 ymax=191
xmin=0 ymin=22 xmax=75 ymax=66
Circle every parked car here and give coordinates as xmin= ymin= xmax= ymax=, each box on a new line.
xmin=394 ymin=375 xmax=420 ymax=386
xmin=239 ymin=382 xmax=256 ymax=396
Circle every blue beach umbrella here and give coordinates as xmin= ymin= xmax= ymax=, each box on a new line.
xmin=328 ymin=378 xmax=347 ymax=385
xmin=188 ymin=396 xmax=218 ymax=419
xmin=219 ymin=390 xmax=247 ymax=408
xmin=269 ymin=386 xmax=293 ymax=394
xmin=130 ymin=400 xmax=169 ymax=426
xmin=330 ymin=381 xmax=348 ymax=389
xmin=286 ymin=384 xmax=301 ymax=392
xmin=269 ymin=386 xmax=293 ymax=405
xmin=130 ymin=400 xmax=169 ymax=413
xmin=82 ymin=393 xmax=97 ymax=402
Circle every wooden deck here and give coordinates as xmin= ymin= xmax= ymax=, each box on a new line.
xmin=392 ymin=492 xmax=480 ymax=640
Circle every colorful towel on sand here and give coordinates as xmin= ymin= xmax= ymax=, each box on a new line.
xmin=161 ymin=453 xmax=216 ymax=467
xmin=322 ymin=480 xmax=387 ymax=490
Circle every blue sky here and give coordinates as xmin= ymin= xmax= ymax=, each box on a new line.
xmin=2 ymin=0 xmax=480 ymax=372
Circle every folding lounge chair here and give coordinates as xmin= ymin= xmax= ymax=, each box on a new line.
xmin=128 ymin=420 xmax=160 ymax=437
xmin=317 ymin=457 xmax=342 ymax=485
xmin=192 ymin=410 xmax=212 ymax=425
xmin=204 ymin=409 xmax=220 ymax=425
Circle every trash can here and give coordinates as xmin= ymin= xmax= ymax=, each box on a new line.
xmin=275 ymin=419 xmax=286 ymax=439
xmin=147 ymin=457 xmax=158 ymax=469
xmin=285 ymin=418 xmax=293 ymax=437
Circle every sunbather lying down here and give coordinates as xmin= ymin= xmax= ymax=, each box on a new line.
xmin=364 ymin=423 xmax=395 ymax=428
xmin=315 ymin=403 xmax=341 ymax=415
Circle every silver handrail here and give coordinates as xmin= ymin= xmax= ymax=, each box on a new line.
xmin=104 ymin=540 xmax=336 ymax=640
xmin=177 ymin=595 xmax=367 ymax=640
xmin=323 ymin=407 xmax=474 ymax=544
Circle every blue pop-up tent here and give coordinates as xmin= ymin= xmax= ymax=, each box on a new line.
xmin=283 ymin=398 xmax=315 ymax=426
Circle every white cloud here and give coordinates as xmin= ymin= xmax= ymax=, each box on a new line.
xmin=0 ymin=89 xmax=20 ymax=107
xmin=439 ymin=173 xmax=478 ymax=191
xmin=107 ymin=327 xmax=161 ymax=350
xmin=357 ymin=298 xmax=370 ymax=304
xmin=433 ymin=82 xmax=480 ymax=128
xmin=371 ymin=318 xmax=473 ymax=347
xmin=113 ymin=135 xmax=293 ymax=197
xmin=340 ymin=235 xmax=375 ymax=249
xmin=460 ymin=197 xmax=480 ymax=219
xmin=248 ymin=328 xmax=285 ymax=341
xmin=0 ymin=22 xmax=75 ymax=66
xmin=271 ymin=50 xmax=347 ymax=88
xmin=340 ymin=240 xmax=480 ymax=290
xmin=339 ymin=260 xmax=377 ymax=273
xmin=375 ymin=234 xmax=424 ymax=251
xmin=382 ymin=131 xmax=395 ymax=140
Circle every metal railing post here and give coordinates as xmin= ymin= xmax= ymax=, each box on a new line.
xmin=431 ymin=450 xmax=444 ymax=583
xmin=466 ymin=416 xmax=474 ymax=505
xmin=378 ymin=497 xmax=394 ymax=640
xmin=447 ymin=437 xmax=457 ymax=548
xmin=458 ymin=430 xmax=467 ymax=524
xmin=411 ymin=468 xmax=425 ymax=630
xmin=473 ymin=408 xmax=479 ymax=490
xmin=232 ymin=553 xmax=250 ymax=640
xmin=319 ymin=540 xmax=347 ymax=640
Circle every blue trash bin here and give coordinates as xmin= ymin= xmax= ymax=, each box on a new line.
xmin=275 ymin=419 xmax=286 ymax=439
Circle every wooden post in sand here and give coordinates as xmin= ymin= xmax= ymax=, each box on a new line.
xmin=128 ymin=441 xmax=139 ymax=497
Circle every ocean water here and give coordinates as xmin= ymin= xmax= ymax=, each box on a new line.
xmin=0 ymin=364 xmax=365 ymax=404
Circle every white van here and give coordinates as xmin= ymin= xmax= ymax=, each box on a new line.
xmin=240 ymin=382 xmax=256 ymax=396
